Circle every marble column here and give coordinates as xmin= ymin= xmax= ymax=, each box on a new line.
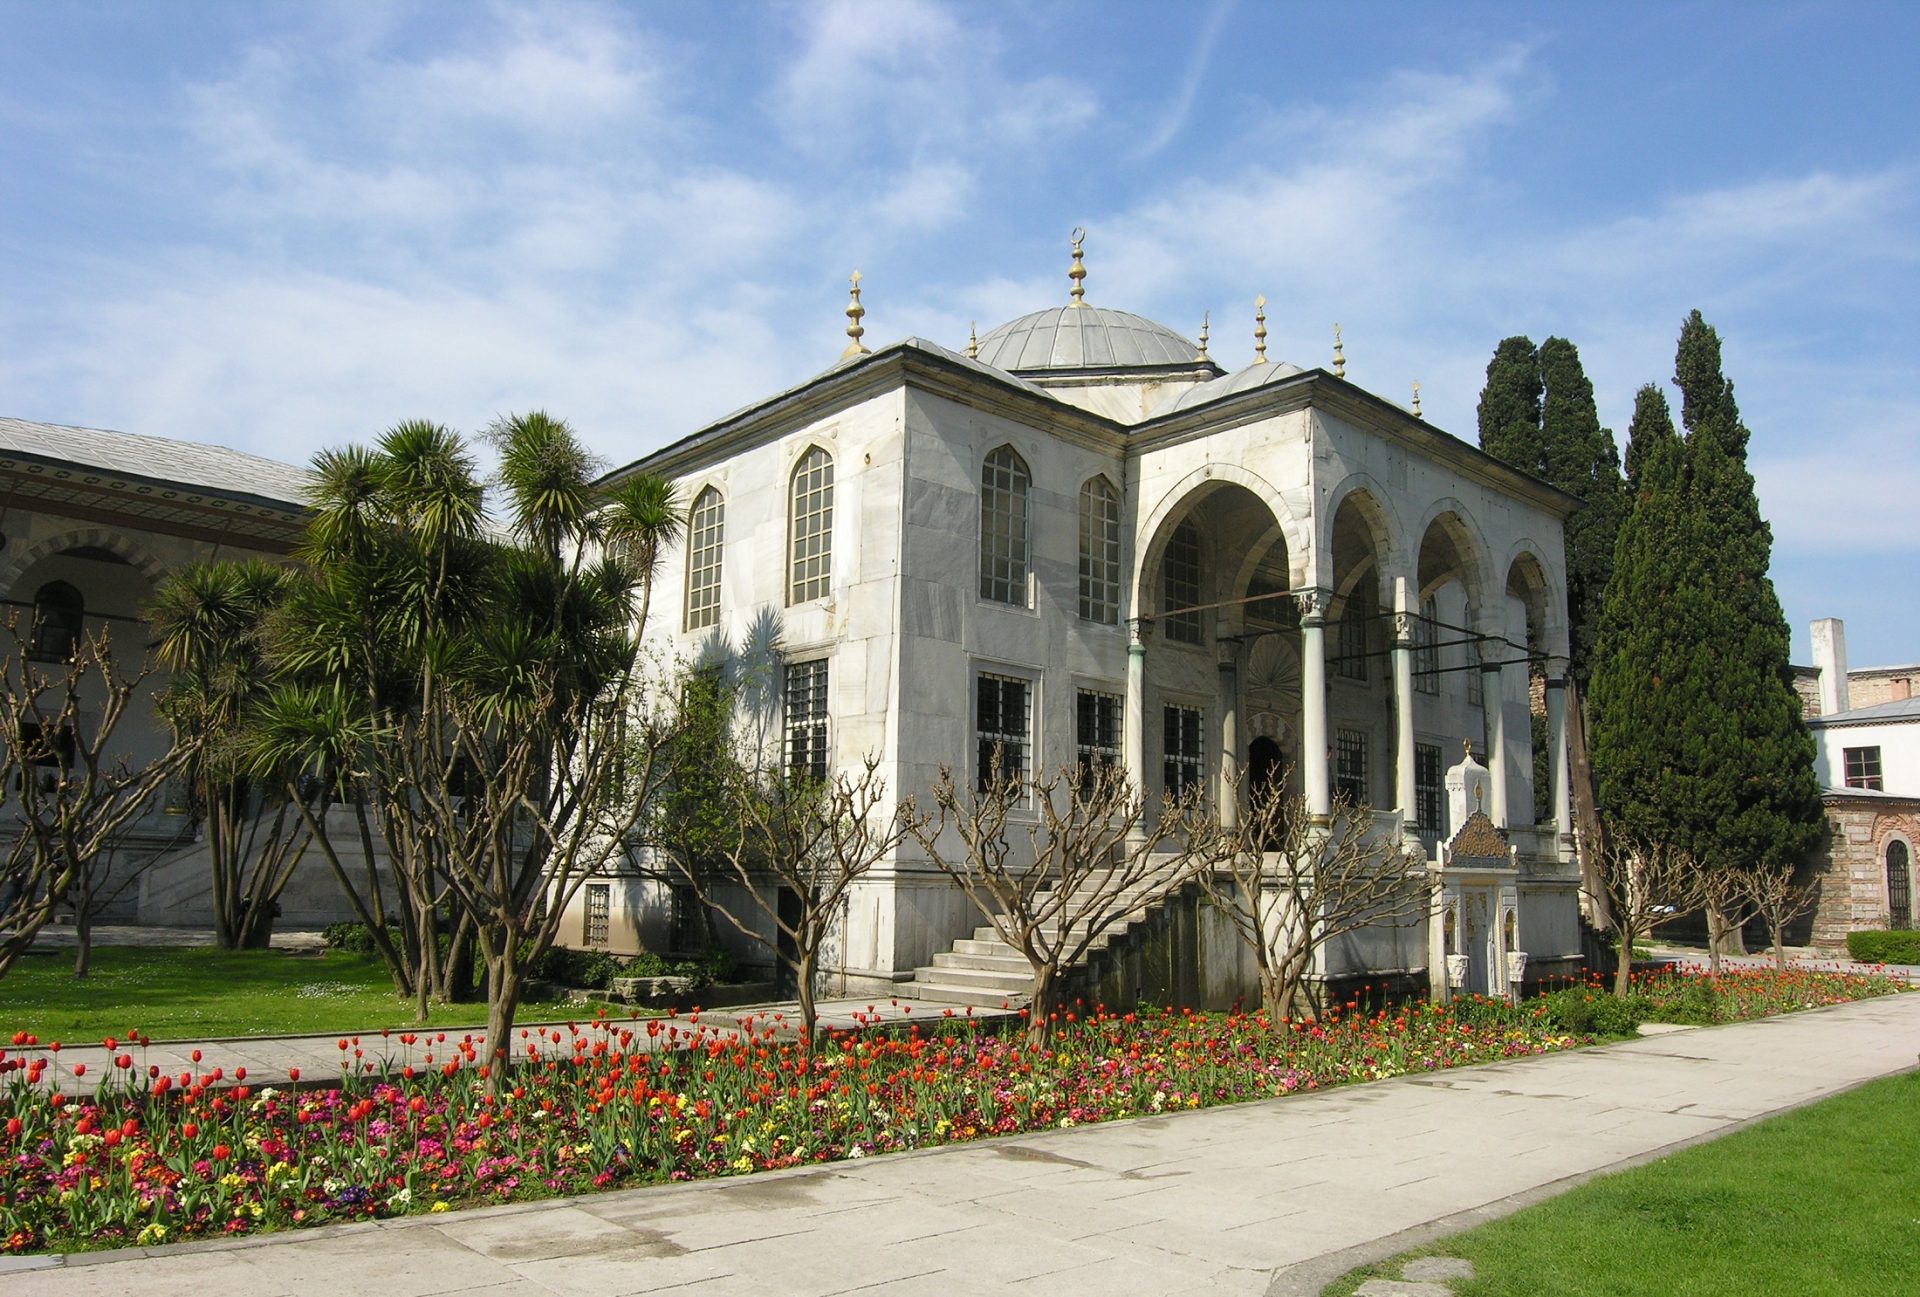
xmin=1545 ymin=672 xmax=1572 ymax=839
xmin=1218 ymin=649 xmax=1240 ymax=831
xmin=1125 ymin=617 xmax=1151 ymax=841
xmin=1391 ymin=577 xmax=1416 ymax=823
xmin=1480 ymin=649 xmax=1509 ymax=828
xmin=1299 ymin=592 xmax=1331 ymax=818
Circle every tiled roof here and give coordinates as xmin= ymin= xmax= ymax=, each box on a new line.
xmin=1808 ymin=696 xmax=1920 ymax=726
xmin=0 ymin=416 xmax=311 ymax=509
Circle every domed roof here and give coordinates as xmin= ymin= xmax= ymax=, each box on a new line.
xmin=973 ymin=306 xmax=1207 ymax=374
xmin=1150 ymin=358 xmax=1306 ymax=417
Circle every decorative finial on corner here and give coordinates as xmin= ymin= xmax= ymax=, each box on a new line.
xmin=1196 ymin=311 xmax=1210 ymax=362
xmin=1252 ymin=295 xmax=1268 ymax=365
xmin=967 ymin=321 xmax=979 ymax=360
xmin=1068 ymin=227 xmax=1088 ymax=306
xmin=841 ymin=271 xmax=869 ymax=359
xmin=1332 ymin=324 xmax=1346 ymax=379
xmin=1411 ymin=380 xmax=1423 ymax=419
xmin=1463 ymin=737 xmax=1474 ymax=762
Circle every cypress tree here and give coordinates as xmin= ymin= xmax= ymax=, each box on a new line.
xmin=1670 ymin=313 xmax=1823 ymax=884
xmin=1588 ymin=386 xmax=1693 ymax=853
xmin=1537 ymin=337 xmax=1624 ymax=682
xmin=1476 ymin=336 xmax=1545 ymax=472
xmin=1589 ymin=317 xmax=1823 ymax=959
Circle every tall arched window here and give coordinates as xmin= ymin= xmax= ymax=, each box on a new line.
xmin=29 ymin=581 xmax=84 ymax=662
xmin=1164 ymin=519 xmax=1202 ymax=644
xmin=788 ymin=447 xmax=833 ymax=604
xmin=1078 ymin=476 xmax=1121 ymax=623
xmin=1888 ymin=840 xmax=1913 ymax=930
xmin=683 ymin=487 xmax=725 ymax=631
xmin=979 ymin=445 xmax=1032 ymax=606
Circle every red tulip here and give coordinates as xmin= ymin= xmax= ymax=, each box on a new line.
xmin=211 ymin=1143 xmax=231 ymax=1162
xmin=4 ymin=1118 xmax=20 ymax=1138
xmin=287 ymin=1067 xmax=300 ymax=1082
xmin=182 ymin=1122 xmax=198 ymax=1138
xmin=72 ymin=1063 xmax=86 ymax=1077
xmin=235 ymin=1067 xmax=247 ymax=1081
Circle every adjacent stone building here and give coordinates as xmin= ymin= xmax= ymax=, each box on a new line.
xmin=587 ymin=246 xmax=1586 ymax=1003
xmin=1798 ymin=617 xmax=1920 ymax=946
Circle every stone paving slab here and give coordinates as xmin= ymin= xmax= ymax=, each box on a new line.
xmin=16 ymin=991 xmax=1920 ymax=1296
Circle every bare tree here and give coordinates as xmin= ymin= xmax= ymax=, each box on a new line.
xmin=1698 ymin=868 xmax=1764 ymax=975
xmin=899 ymin=759 xmax=1204 ymax=1048
xmin=1583 ymin=840 xmax=1706 ymax=995
xmin=1 ymin=621 xmax=183 ymax=979
xmin=1732 ymin=864 xmax=1819 ymax=971
xmin=1188 ymin=777 xmax=1434 ymax=1019
xmin=675 ymin=756 xmax=901 ymax=1041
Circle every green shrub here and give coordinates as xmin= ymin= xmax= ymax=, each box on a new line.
xmin=1846 ymin=929 xmax=1920 ymax=966
xmin=1538 ymin=987 xmax=1642 ymax=1037
xmin=320 ymin=921 xmax=397 ymax=954
xmin=1638 ymin=977 xmax=1718 ymax=1025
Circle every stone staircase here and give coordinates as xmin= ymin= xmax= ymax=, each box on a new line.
xmin=904 ymin=857 xmax=1196 ymax=1006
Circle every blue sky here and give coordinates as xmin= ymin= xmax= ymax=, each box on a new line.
xmin=3 ymin=1 xmax=1916 ymax=666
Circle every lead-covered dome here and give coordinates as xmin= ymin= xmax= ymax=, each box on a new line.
xmin=973 ymin=305 xmax=1208 ymax=374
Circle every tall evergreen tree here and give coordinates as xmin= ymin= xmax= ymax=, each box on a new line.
xmin=1476 ymin=336 xmax=1545 ymax=472
xmin=1537 ymin=338 xmax=1624 ymax=681
xmin=1588 ymin=386 xmax=1693 ymax=853
xmin=1589 ymin=317 xmax=1823 ymax=957
xmin=1669 ymin=313 xmax=1823 ymax=888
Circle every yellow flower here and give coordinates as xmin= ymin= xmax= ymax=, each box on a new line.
xmin=430 ymin=1201 xmax=450 ymax=1214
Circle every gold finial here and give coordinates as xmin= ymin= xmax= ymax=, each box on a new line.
xmin=1252 ymin=295 xmax=1268 ymax=364
xmin=1332 ymin=324 xmax=1346 ymax=379
xmin=967 ymin=321 xmax=978 ymax=360
xmin=1068 ymin=227 xmax=1088 ymax=306
xmin=1463 ymin=737 xmax=1474 ymax=761
xmin=1411 ymin=381 xmax=1423 ymax=419
xmin=1196 ymin=311 xmax=1210 ymax=362
xmin=841 ymin=271 xmax=869 ymax=359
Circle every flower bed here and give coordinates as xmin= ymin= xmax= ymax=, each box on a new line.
xmin=0 ymin=966 xmax=1904 ymax=1255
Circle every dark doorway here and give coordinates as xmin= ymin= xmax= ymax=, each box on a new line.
xmin=776 ymin=886 xmax=803 ymax=993
xmin=1248 ymin=736 xmax=1286 ymax=848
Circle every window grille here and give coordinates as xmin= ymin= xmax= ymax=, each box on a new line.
xmin=788 ymin=447 xmax=833 ymax=604
xmin=1336 ymin=587 xmax=1372 ymax=681
xmin=976 ymin=673 xmax=1031 ymax=790
xmin=584 ymin=883 xmax=610 ymax=947
xmin=1335 ymin=729 xmax=1368 ymax=804
xmin=1888 ymin=841 xmax=1913 ymax=930
xmin=1078 ymin=476 xmax=1121 ymax=623
xmin=1162 ymin=704 xmax=1204 ymax=800
xmin=784 ymin=659 xmax=830 ymax=781
xmin=979 ymin=446 xmax=1032 ymax=606
xmin=1414 ymin=598 xmax=1440 ymax=695
xmin=1416 ymin=742 xmax=1444 ymax=832
xmin=1845 ymin=746 xmax=1884 ymax=791
xmin=683 ymin=487 xmax=725 ymax=631
xmin=1076 ymin=689 xmax=1122 ymax=792
xmin=1164 ymin=520 xmax=1202 ymax=644
xmin=29 ymin=582 xmax=83 ymax=662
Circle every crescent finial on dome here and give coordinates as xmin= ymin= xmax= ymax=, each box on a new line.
xmin=1253 ymin=295 xmax=1268 ymax=365
xmin=1068 ymin=228 xmax=1088 ymax=307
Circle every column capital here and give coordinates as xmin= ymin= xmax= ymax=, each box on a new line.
xmin=1127 ymin=616 xmax=1154 ymax=648
xmin=1293 ymin=587 xmax=1330 ymax=625
xmin=1390 ymin=609 xmax=1416 ymax=647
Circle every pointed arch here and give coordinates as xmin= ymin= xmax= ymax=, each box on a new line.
xmin=979 ymin=444 xmax=1032 ymax=607
xmin=787 ymin=445 xmax=834 ymax=604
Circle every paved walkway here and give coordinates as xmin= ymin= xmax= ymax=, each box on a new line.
xmin=12 ymin=989 xmax=1918 ymax=1296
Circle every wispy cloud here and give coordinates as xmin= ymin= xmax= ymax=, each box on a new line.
xmin=1130 ymin=0 xmax=1236 ymax=161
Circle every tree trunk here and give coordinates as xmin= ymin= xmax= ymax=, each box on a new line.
xmin=73 ymin=902 xmax=93 ymax=978
xmin=483 ymin=956 xmax=523 ymax=1099
xmin=1705 ymin=905 xmax=1742 ymax=971
xmin=1566 ymin=685 xmax=1610 ymax=929
xmin=1613 ymin=925 xmax=1636 ymax=997
xmin=795 ymin=947 xmax=818 ymax=1045
xmin=1026 ymin=963 xmax=1058 ymax=1049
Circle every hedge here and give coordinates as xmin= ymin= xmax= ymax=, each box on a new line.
xmin=1846 ymin=929 xmax=1920 ymax=966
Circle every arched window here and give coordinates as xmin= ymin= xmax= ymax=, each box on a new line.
xmin=1164 ymin=519 xmax=1202 ymax=644
xmin=1888 ymin=840 xmax=1913 ymax=930
xmin=788 ymin=447 xmax=833 ymax=604
xmin=979 ymin=445 xmax=1032 ymax=606
xmin=683 ymin=487 xmax=725 ymax=631
xmin=1078 ymin=476 xmax=1120 ymax=623
xmin=29 ymin=581 xmax=84 ymax=662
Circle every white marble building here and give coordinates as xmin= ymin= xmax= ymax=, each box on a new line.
xmin=593 ymin=246 xmax=1586 ymax=1000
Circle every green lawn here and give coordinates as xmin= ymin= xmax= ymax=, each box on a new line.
xmin=1327 ymin=1070 xmax=1920 ymax=1296
xmin=4 ymin=945 xmax=574 ymax=1041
